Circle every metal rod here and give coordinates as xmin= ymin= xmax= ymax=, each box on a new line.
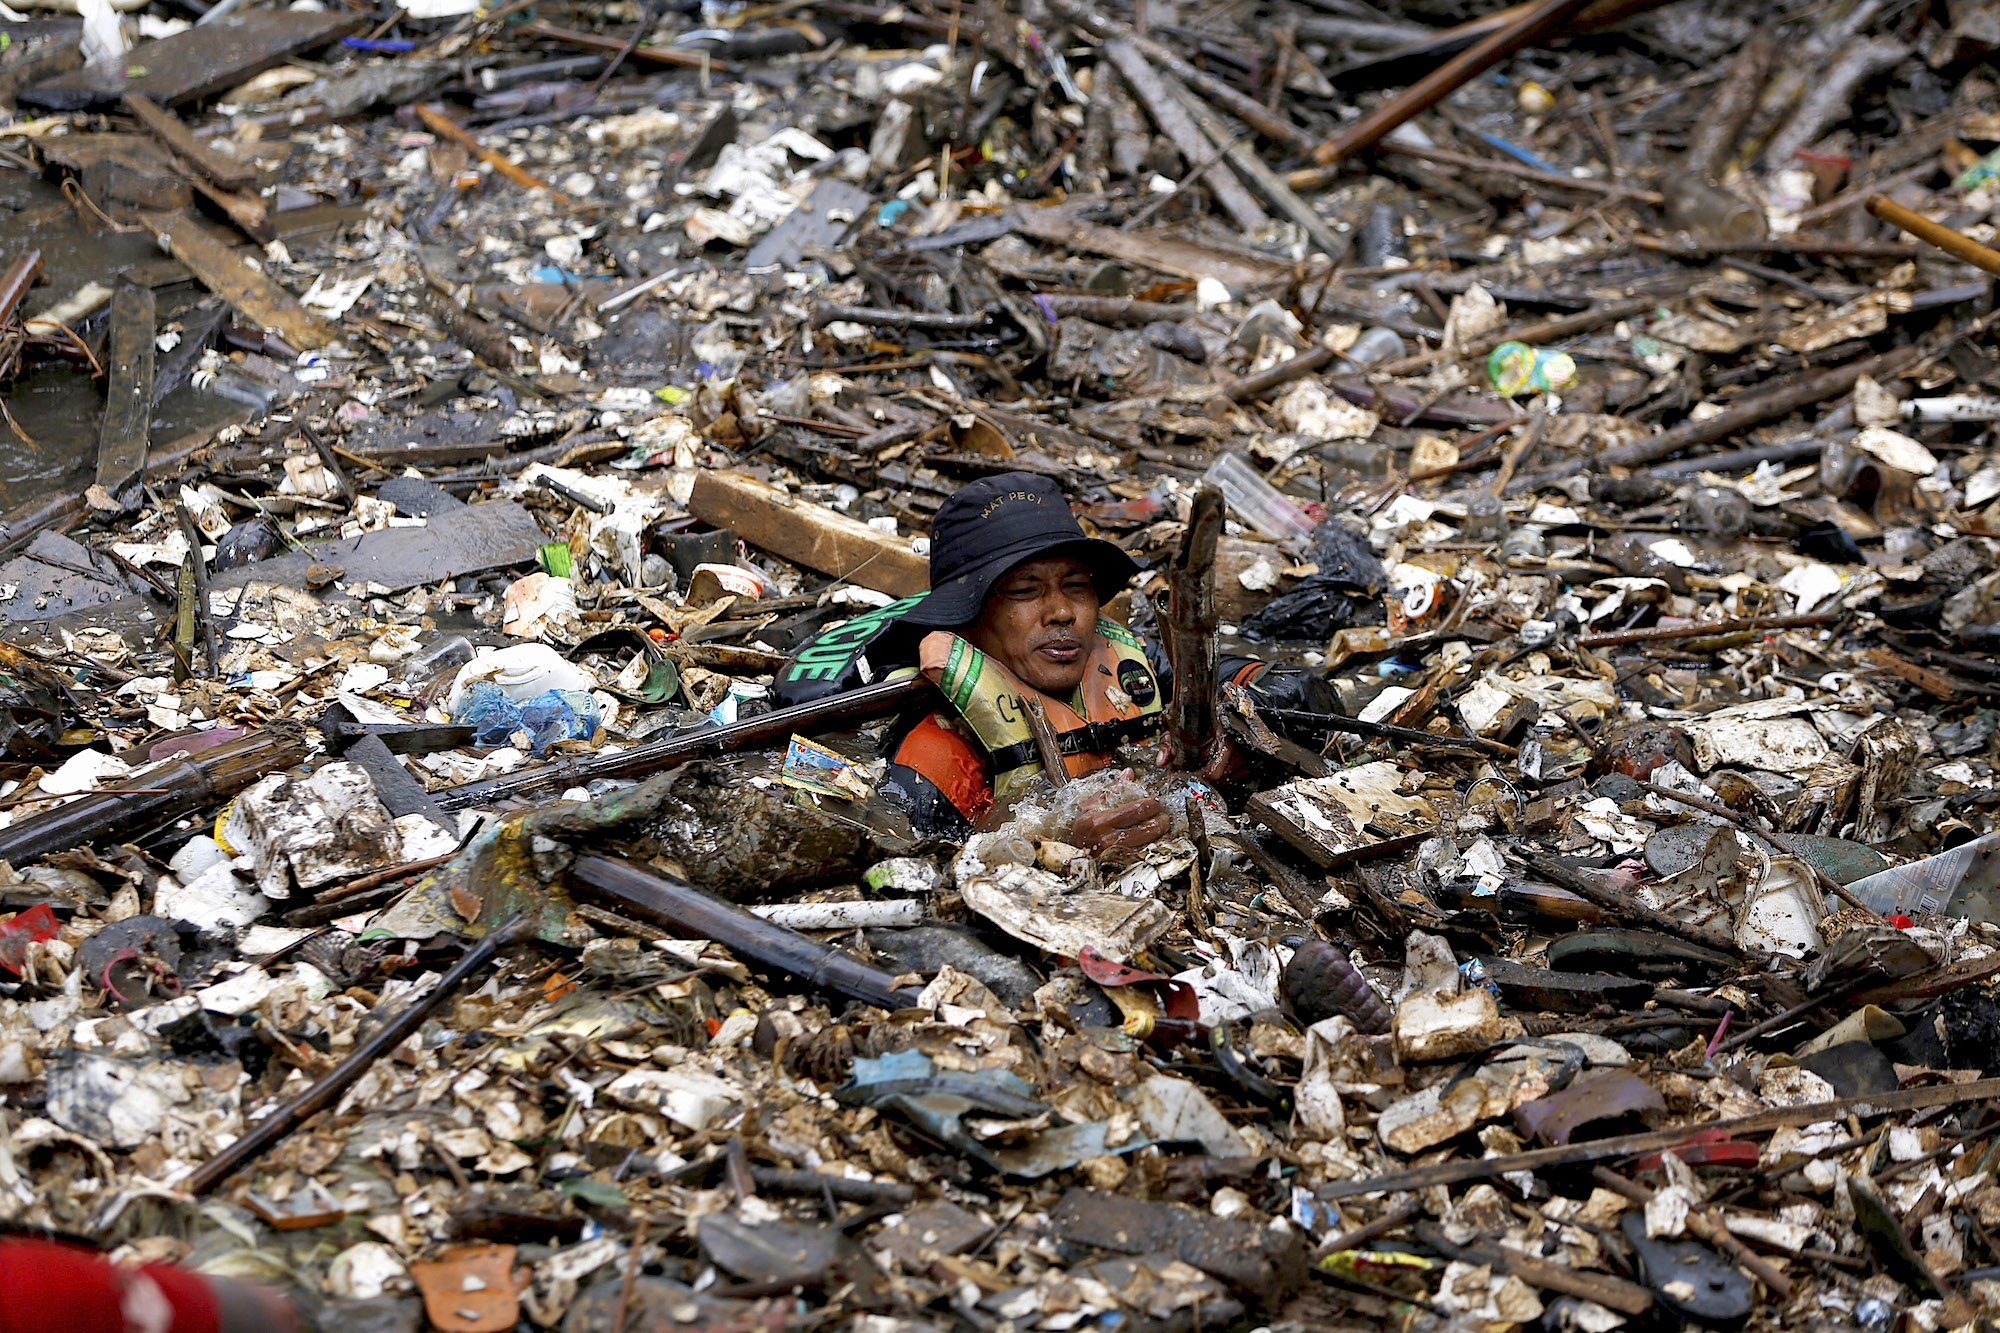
xmin=570 ymin=856 xmax=924 ymax=1011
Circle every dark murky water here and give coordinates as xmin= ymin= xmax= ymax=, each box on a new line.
xmin=0 ymin=165 xmax=249 ymax=510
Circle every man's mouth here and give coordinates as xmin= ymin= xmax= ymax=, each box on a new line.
xmin=1036 ymin=636 xmax=1082 ymax=662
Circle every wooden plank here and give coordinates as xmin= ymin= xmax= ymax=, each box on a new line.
xmin=120 ymin=94 xmax=256 ymax=191
xmin=687 ymin=470 xmax=929 ymax=598
xmin=138 ymin=210 xmax=335 ymax=351
xmin=23 ymin=10 xmax=362 ymax=109
xmin=94 ymin=282 xmax=154 ymax=509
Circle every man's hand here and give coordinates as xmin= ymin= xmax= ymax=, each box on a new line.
xmin=1072 ymin=796 xmax=1169 ymax=853
xmin=1197 ymin=734 xmax=1252 ymax=785
xmin=1156 ymin=734 xmax=1252 ymax=785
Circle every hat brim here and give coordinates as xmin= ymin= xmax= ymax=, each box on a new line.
xmin=900 ymin=536 xmax=1141 ymax=629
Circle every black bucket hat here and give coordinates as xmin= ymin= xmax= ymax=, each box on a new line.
xmin=901 ymin=472 xmax=1141 ymax=628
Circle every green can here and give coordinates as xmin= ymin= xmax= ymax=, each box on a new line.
xmin=1488 ymin=340 xmax=1577 ymax=396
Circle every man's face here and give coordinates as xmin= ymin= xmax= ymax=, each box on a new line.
xmin=966 ymin=555 xmax=1100 ymax=695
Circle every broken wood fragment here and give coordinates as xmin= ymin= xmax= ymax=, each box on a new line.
xmin=120 ymin=93 xmax=256 ymax=192
xmin=139 ymin=210 xmax=336 ymax=351
xmin=94 ymin=282 xmax=154 ymax=510
xmin=1164 ymin=485 xmax=1222 ymax=771
xmin=687 ymin=469 xmax=929 ymax=598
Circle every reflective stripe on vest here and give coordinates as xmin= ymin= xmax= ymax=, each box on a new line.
xmin=918 ymin=625 xmax=1164 ymax=798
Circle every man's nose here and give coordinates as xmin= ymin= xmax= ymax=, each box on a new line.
xmin=1043 ymin=596 xmax=1074 ymax=623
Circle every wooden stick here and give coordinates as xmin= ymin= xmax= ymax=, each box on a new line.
xmin=1590 ymin=1168 xmax=1793 ymax=1299
xmin=1046 ymin=0 xmax=1307 ymax=148
xmin=1318 ymin=1076 xmax=2000 ymax=1199
xmin=1376 ymin=293 xmax=1664 ymax=376
xmin=1222 ymin=341 xmax=1340 ymax=402
xmin=437 ymin=676 xmax=933 ymax=810
xmin=0 ymin=251 xmax=43 ymax=326
xmin=1578 ymin=611 xmax=1836 ymax=648
xmin=415 ymin=103 xmax=571 ymax=199
xmin=1416 ymin=1222 xmax=1653 ymax=1315
xmin=1678 ymin=30 xmax=1773 ymax=182
xmin=1592 ymin=344 xmax=1924 ymax=471
xmin=1291 ymin=140 xmax=1664 ymax=202
xmin=1310 ymin=0 xmax=1596 ymax=167
xmin=1865 ymin=194 xmax=2000 ymax=277
xmin=175 ymin=503 xmax=220 ymax=679
xmin=0 ymin=727 xmax=308 ymax=866
xmin=1022 ymin=697 xmax=1071 ymax=787
xmin=186 ymin=917 xmax=534 ymax=1194
xmin=1639 ymin=780 xmax=1885 ymax=922
xmin=1633 ymin=235 xmax=1919 ymax=260
xmin=1525 ymin=852 xmax=1746 ymax=956
xmin=1164 ymin=487 xmax=1224 ymax=772
xmin=1172 ymin=82 xmax=1345 ymax=256
xmin=1103 ymin=39 xmax=1268 ymax=233
xmin=523 ymin=22 xmax=736 ymax=72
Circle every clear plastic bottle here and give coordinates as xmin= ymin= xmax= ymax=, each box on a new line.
xmin=1688 ymin=485 xmax=1752 ymax=537
xmin=405 ymin=634 xmax=474 ymax=699
xmin=1498 ymin=524 xmax=1548 ymax=563
xmin=1342 ymin=326 xmax=1406 ymax=366
xmin=1664 ymin=174 xmax=1769 ymax=244
xmin=1463 ymin=494 xmax=1508 ymax=543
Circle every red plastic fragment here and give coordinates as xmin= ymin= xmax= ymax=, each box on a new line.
xmin=0 ymin=903 xmax=58 ymax=975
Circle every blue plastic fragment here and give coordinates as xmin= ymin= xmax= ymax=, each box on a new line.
xmin=1471 ymin=129 xmax=1563 ymax=175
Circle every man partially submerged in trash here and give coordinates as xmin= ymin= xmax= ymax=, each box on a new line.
xmin=777 ymin=473 xmax=1289 ymax=845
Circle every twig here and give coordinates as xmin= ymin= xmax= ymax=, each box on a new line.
xmin=610 ymin=1214 xmax=649 ymax=1333
xmin=182 ymin=916 xmax=534 ymax=1195
xmin=1639 ymin=780 xmax=1885 ymax=922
